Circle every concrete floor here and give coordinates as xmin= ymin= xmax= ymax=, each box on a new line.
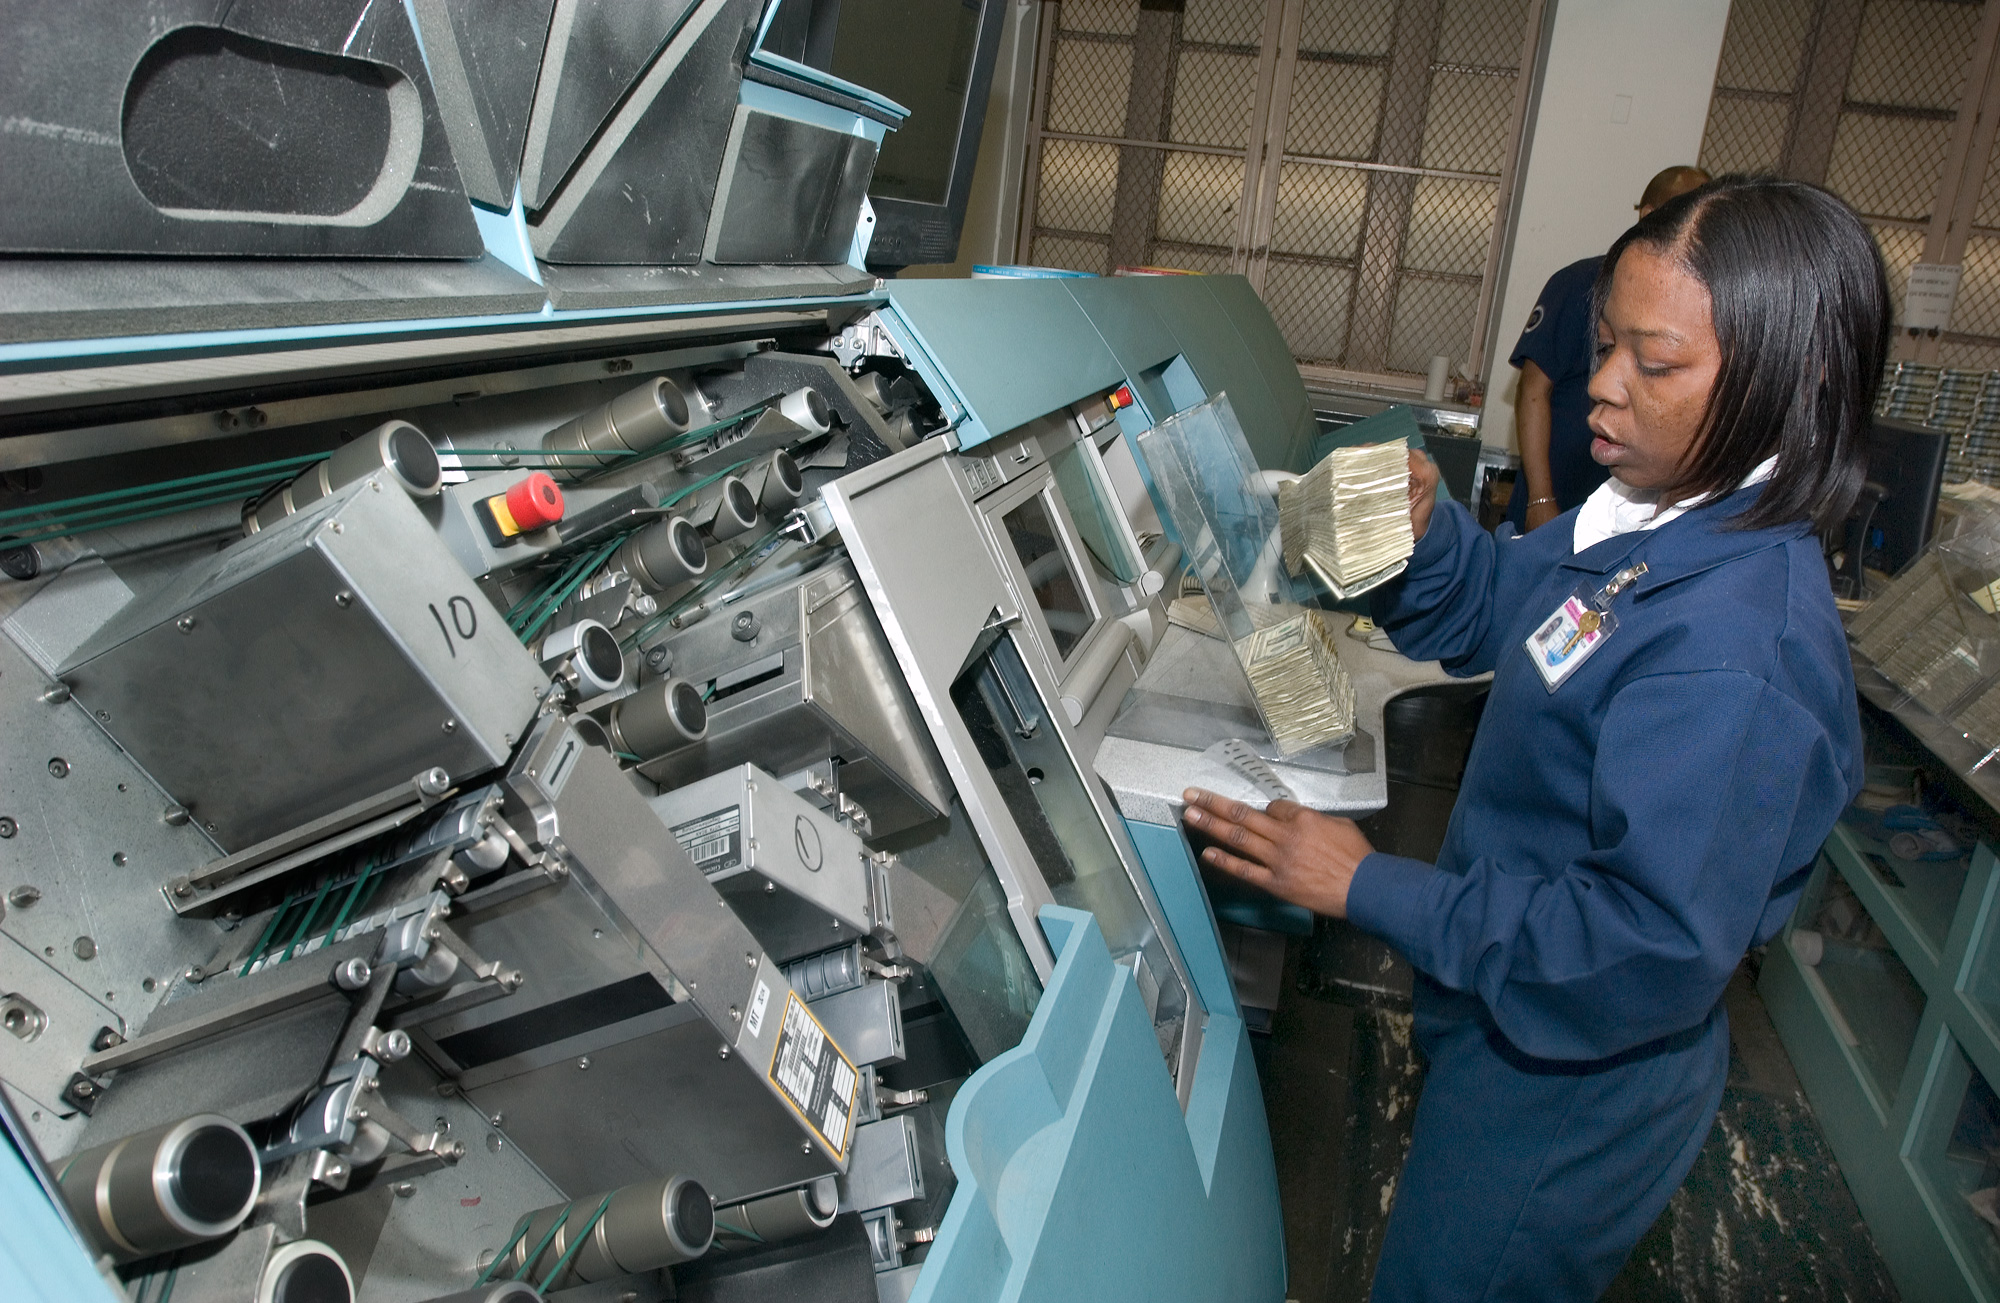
xmin=1259 ymin=931 xmax=1905 ymax=1302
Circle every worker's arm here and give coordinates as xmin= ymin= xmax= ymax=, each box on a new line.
xmin=1345 ymin=671 xmax=1848 ymax=1060
xmin=1515 ymin=360 xmax=1559 ymax=531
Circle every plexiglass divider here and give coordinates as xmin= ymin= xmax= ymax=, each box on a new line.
xmin=1137 ymin=393 xmax=1355 ymax=760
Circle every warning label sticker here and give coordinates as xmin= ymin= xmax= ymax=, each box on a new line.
xmin=670 ymin=805 xmax=742 ymax=876
xmin=768 ymin=991 xmax=857 ymax=1160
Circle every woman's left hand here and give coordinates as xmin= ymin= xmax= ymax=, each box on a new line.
xmin=1180 ymin=788 xmax=1375 ymax=918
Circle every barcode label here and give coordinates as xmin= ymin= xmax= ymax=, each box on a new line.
xmin=669 ymin=806 xmax=742 ymax=876
xmin=767 ymin=991 xmax=857 ymax=1160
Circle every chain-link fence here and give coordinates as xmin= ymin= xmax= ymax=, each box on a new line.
xmin=1019 ymin=0 xmax=1536 ymax=381
xmin=1701 ymin=0 xmax=1999 ymax=367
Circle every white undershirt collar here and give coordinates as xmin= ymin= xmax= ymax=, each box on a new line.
xmin=1571 ymin=455 xmax=1777 ymax=553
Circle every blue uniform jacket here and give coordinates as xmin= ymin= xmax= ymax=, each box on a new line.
xmin=1506 ymin=256 xmax=1611 ymax=527
xmin=1355 ymin=489 xmax=1864 ymax=1063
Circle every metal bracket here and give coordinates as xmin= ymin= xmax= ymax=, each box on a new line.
xmin=167 ymin=771 xmax=458 ymax=917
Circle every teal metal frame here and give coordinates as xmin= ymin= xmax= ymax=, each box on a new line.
xmin=914 ymin=905 xmax=1283 ymax=1303
xmin=880 ymin=275 xmax=1318 ymax=472
xmin=1763 ymin=823 xmax=2000 ymax=1302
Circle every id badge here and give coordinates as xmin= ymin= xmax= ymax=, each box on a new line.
xmin=1523 ymin=562 xmax=1648 ymax=692
xmin=1525 ymin=583 xmax=1617 ymax=691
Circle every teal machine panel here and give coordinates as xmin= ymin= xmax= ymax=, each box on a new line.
xmin=883 ymin=275 xmax=1318 ymax=471
xmin=914 ymin=907 xmax=1284 ymax=1303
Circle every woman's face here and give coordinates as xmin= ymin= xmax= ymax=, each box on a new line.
xmin=1585 ymin=244 xmax=1723 ymax=493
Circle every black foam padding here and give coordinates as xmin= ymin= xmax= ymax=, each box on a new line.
xmin=674 ymin=1213 xmax=878 ymax=1302
xmin=531 ymin=0 xmax=762 ymax=265
xmin=273 ymin=1252 xmax=351 ymax=1303
xmin=170 ymin=1125 xmax=256 ymax=1225
xmin=410 ymin=0 xmax=556 ymax=210
xmin=520 ymin=0 xmax=703 ymax=210
xmin=0 ymin=255 xmax=546 ymax=343
xmin=537 ymin=261 xmax=873 ymax=310
xmin=125 ymin=29 xmax=394 ymax=218
xmin=709 ymin=112 xmax=878 ymax=267
xmin=81 ymin=1000 xmax=353 ymax=1140
xmin=0 ymin=1 xmax=480 ymax=257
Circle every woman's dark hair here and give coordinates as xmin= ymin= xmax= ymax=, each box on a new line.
xmin=1592 ymin=174 xmax=1890 ymax=532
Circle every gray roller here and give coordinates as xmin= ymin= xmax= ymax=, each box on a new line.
xmin=746 ymin=450 xmax=804 ymax=516
xmin=542 ymin=377 xmax=692 ymax=481
xmin=607 ymin=677 xmax=708 ymax=760
xmin=614 ymin=515 xmax=708 ymax=592
xmin=778 ymin=386 xmax=832 ymax=436
xmin=539 ymin=619 xmax=626 ymax=697
xmin=851 ymin=372 xmax=893 ymax=416
xmin=502 ymin=1175 xmax=713 ymax=1288
xmin=704 ymin=476 xmax=761 ymax=542
xmin=417 ymin=1285 xmax=539 ymax=1303
xmin=244 ymin=420 xmax=442 ymax=534
xmin=713 ymin=1178 xmax=838 ymax=1250
xmin=258 ymin=1239 xmax=353 ymax=1303
xmin=58 ymin=1114 xmax=262 ymax=1262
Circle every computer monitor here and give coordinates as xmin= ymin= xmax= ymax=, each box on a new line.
xmin=1863 ymin=417 xmax=1949 ymax=575
xmin=762 ymin=0 xmax=1007 ymax=271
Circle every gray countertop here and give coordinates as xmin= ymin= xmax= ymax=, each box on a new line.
xmin=1094 ymin=621 xmax=1475 ymax=827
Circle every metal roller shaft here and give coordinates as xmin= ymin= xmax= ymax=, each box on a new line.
xmin=539 ymin=619 xmax=626 ymax=697
xmin=606 ymin=678 xmax=708 ymax=760
xmin=502 ymin=1175 xmax=713 ymax=1288
xmin=260 ymin=1239 xmax=353 ymax=1303
xmin=542 ymin=377 xmax=692 ymax=482
xmin=703 ymin=476 xmax=760 ymax=542
xmin=614 ymin=515 xmax=708 ymax=593
xmin=58 ymin=1113 xmax=262 ymax=1262
xmin=244 ymin=420 xmax=443 ymax=534
xmin=713 ymin=1179 xmax=838 ymax=1250
xmin=746 ymin=450 xmax=805 ymax=516
xmin=778 ymin=386 xmax=832 ymax=436
xmin=416 ymin=1286 xmax=539 ymax=1303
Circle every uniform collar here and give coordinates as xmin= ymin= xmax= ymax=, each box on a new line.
xmin=1555 ymin=484 xmax=1809 ymax=593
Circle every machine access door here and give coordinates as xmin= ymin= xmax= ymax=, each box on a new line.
xmin=822 ymin=437 xmax=1205 ymax=1100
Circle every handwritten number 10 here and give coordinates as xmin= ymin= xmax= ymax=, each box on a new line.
xmin=429 ymin=596 xmax=478 ymax=658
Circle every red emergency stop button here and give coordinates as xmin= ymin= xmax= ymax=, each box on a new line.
xmin=486 ymin=471 xmax=564 ymax=538
xmin=1111 ymin=385 xmax=1134 ymax=410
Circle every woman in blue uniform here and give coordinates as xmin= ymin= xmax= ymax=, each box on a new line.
xmin=1181 ymin=175 xmax=1884 ymax=1300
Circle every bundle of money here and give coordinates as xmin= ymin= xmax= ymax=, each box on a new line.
xmin=1236 ymin=608 xmax=1355 ymax=754
xmin=1278 ymin=440 xmax=1415 ymax=597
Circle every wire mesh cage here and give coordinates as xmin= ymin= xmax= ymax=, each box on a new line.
xmin=1021 ymin=0 xmax=1535 ymax=380
xmin=1700 ymin=0 xmax=2000 ymax=366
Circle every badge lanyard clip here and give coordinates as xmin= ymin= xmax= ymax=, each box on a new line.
xmin=1524 ymin=562 xmax=1649 ymax=692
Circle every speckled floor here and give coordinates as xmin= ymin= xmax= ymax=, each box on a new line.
xmin=1261 ymin=936 xmax=1904 ymax=1302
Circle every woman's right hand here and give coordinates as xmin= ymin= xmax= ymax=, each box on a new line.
xmin=1407 ymin=449 xmax=1440 ymax=542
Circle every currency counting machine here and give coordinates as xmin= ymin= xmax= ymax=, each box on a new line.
xmin=0 ymin=3 xmax=1442 ymax=1301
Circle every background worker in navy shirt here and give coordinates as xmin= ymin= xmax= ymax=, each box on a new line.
xmin=1506 ymin=165 xmax=1710 ymax=533
xmin=1182 ymin=176 xmax=1885 ymax=1301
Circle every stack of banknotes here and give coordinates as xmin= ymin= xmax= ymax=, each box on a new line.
xmin=1278 ymin=441 xmax=1414 ymax=597
xmin=1236 ymin=608 xmax=1354 ymax=754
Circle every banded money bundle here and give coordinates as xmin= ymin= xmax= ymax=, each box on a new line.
xmin=1278 ymin=441 xmax=1414 ymax=597
xmin=1237 ymin=608 xmax=1354 ymax=754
